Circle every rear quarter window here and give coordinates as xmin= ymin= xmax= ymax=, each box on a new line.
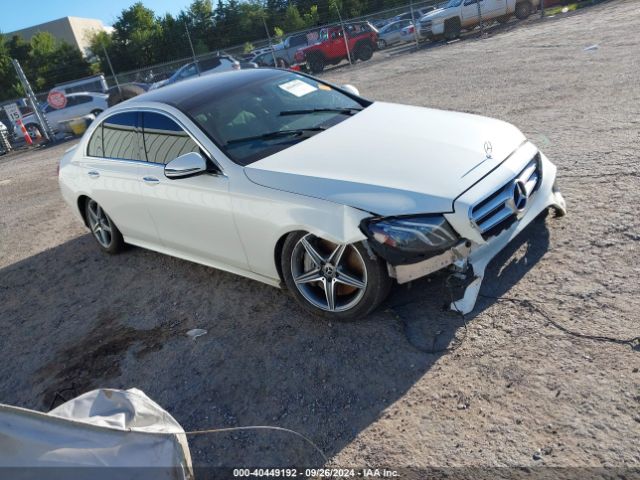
xmin=102 ymin=112 xmax=142 ymax=161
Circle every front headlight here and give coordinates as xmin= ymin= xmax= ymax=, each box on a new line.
xmin=360 ymin=215 xmax=459 ymax=265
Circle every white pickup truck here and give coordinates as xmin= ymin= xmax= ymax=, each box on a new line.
xmin=418 ymin=0 xmax=540 ymax=40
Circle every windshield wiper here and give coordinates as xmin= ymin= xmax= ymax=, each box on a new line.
xmin=279 ymin=107 xmax=363 ymax=117
xmin=225 ymin=127 xmax=326 ymax=145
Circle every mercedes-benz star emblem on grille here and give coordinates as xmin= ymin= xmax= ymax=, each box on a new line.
xmin=511 ymin=179 xmax=529 ymax=212
xmin=484 ymin=141 xmax=493 ymax=158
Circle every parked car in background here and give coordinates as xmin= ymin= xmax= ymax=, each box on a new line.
xmin=270 ymin=31 xmax=318 ymax=67
xmin=17 ymin=92 xmax=108 ymax=139
xmin=418 ymin=0 xmax=540 ymax=40
xmin=369 ymin=18 xmax=389 ymax=29
xmin=377 ymin=19 xmax=414 ymax=48
xmin=149 ymin=55 xmax=240 ymax=90
xmin=52 ymin=74 xmax=109 ymax=95
xmin=400 ymin=22 xmax=417 ymax=39
xmin=387 ymin=7 xmax=436 ymax=24
xmin=295 ymin=22 xmax=378 ymax=74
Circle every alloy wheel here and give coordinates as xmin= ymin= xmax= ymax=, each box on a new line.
xmin=86 ymin=199 xmax=113 ymax=248
xmin=290 ymin=233 xmax=367 ymax=312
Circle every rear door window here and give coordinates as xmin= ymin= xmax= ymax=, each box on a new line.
xmin=142 ymin=112 xmax=199 ymax=164
xmin=102 ymin=112 xmax=142 ymax=161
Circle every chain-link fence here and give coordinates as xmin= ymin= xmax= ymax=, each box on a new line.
xmin=1 ymin=0 xmax=592 ymax=150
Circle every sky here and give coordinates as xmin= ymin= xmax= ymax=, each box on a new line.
xmin=1 ymin=0 xmax=191 ymax=33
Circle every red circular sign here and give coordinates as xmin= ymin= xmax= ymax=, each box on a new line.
xmin=47 ymin=90 xmax=67 ymax=109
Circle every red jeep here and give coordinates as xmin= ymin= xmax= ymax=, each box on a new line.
xmin=294 ymin=22 xmax=378 ymax=74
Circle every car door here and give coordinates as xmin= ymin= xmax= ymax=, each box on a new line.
xmin=386 ymin=22 xmax=401 ymax=44
xmin=81 ymin=111 xmax=160 ymax=245
xmin=478 ymin=0 xmax=505 ymax=18
xmin=136 ymin=111 xmax=249 ymax=268
xmin=328 ymin=29 xmax=347 ymax=58
xmin=462 ymin=0 xmax=484 ymax=25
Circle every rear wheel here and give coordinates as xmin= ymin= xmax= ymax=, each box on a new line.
xmin=444 ymin=18 xmax=461 ymax=41
xmin=356 ymin=42 xmax=374 ymax=61
xmin=85 ymin=198 xmax=124 ymax=254
xmin=307 ymin=54 xmax=325 ymax=74
xmin=281 ymin=232 xmax=392 ymax=320
xmin=515 ymin=1 xmax=532 ymax=19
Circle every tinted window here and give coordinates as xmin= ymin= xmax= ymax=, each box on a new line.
xmin=142 ymin=112 xmax=199 ymax=164
xmin=103 ymin=112 xmax=141 ymax=161
xmin=75 ymin=95 xmax=92 ymax=105
xmin=200 ymin=57 xmax=221 ymax=71
xmin=87 ymin=123 xmax=104 ymax=157
xmin=64 ymin=96 xmax=79 ymax=108
xmin=290 ymin=35 xmax=307 ymax=47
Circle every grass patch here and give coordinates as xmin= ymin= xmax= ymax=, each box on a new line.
xmin=543 ymin=0 xmax=603 ymax=16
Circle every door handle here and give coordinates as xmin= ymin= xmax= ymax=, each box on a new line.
xmin=87 ymin=170 xmax=100 ymax=178
xmin=143 ymin=176 xmax=160 ymax=184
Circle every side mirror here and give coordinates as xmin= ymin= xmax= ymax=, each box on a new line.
xmin=164 ymin=152 xmax=207 ymax=179
xmin=341 ymin=84 xmax=360 ymax=96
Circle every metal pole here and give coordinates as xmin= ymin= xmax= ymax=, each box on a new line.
xmin=102 ymin=44 xmax=121 ymax=93
xmin=11 ymin=58 xmax=53 ymax=142
xmin=262 ymin=17 xmax=278 ymax=67
xmin=409 ymin=0 xmax=419 ymax=50
xmin=540 ymin=0 xmax=545 ymax=18
xmin=334 ymin=5 xmax=352 ymax=65
xmin=476 ymin=0 xmax=484 ymax=36
xmin=185 ymin=23 xmax=200 ymax=74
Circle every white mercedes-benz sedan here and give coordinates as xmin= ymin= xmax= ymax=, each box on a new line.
xmin=58 ymin=68 xmax=566 ymax=320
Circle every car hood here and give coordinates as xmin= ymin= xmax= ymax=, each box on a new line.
xmin=421 ymin=8 xmax=448 ymax=21
xmin=244 ymin=102 xmax=526 ymax=216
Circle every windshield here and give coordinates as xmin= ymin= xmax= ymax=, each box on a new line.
xmin=444 ymin=0 xmax=463 ymax=7
xmin=185 ymin=71 xmax=367 ymax=166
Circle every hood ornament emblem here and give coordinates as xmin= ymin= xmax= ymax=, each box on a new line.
xmin=484 ymin=141 xmax=493 ymax=159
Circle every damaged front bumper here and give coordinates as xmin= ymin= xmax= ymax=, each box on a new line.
xmin=387 ymin=143 xmax=566 ymax=314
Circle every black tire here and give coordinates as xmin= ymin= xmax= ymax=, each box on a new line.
xmin=356 ymin=42 xmax=374 ymax=61
xmin=377 ymin=39 xmax=387 ymax=49
xmin=107 ymin=84 xmax=146 ymax=107
xmin=497 ymin=14 xmax=511 ymax=24
xmin=84 ymin=198 xmax=124 ymax=254
xmin=515 ymin=1 xmax=532 ymax=20
xmin=444 ymin=18 xmax=461 ymax=41
xmin=307 ymin=54 xmax=325 ymax=74
xmin=281 ymin=231 xmax=392 ymax=321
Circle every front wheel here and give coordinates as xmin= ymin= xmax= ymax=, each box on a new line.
xmin=85 ymin=198 xmax=124 ymax=254
xmin=281 ymin=232 xmax=392 ymax=320
xmin=444 ymin=18 xmax=461 ymax=41
xmin=307 ymin=54 xmax=325 ymax=74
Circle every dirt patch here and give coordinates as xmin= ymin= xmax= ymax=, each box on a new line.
xmin=36 ymin=307 xmax=181 ymax=409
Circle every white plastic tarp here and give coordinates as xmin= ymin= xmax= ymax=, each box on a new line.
xmin=0 ymin=388 xmax=193 ymax=479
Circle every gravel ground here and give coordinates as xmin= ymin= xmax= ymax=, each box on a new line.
xmin=1 ymin=0 xmax=638 ymax=472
